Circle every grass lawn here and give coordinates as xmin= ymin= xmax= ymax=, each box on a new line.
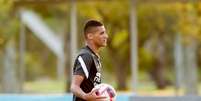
xmin=24 ymin=79 xmax=201 ymax=96
xmin=24 ymin=80 xmax=66 ymax=93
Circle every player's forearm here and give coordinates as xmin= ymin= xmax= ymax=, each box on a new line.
xmin=71 ymin=85 xmax=87 ymax=100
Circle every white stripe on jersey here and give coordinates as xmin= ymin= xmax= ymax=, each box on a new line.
xmin=78 ymin=56 xmax=89 ymax=78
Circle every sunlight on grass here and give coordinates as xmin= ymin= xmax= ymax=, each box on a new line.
xmin=24 ymin=80 xmax=66 ymax=93
xmin=24 ymin=79 xmax=201 ymax=96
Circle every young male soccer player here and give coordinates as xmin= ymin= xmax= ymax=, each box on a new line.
xmin=71 ymin=20 xmax=108 ymax=101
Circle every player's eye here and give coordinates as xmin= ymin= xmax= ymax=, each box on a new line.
xmin=100 ymin=32 xmax=104 ymax=35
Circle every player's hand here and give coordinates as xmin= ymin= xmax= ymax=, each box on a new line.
xmin=110 ymin=98 xmax=115 ymax=101
xmin=83 ymin=88 xmax=107 ymax=101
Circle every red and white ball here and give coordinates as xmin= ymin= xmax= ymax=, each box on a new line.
xmin=94 ymin=83 xmax=116 ymax=101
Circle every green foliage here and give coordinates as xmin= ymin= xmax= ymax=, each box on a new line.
xmin=176 ymin=3 xmax=200 ymax=40
xmin=139 ymin=48 xmax=154 ymax=71
xmin=0 ymin=0 xmax=18 ymax=49
xmin=77 ymin=2 xmax=102 ymax=20
xmin=112 ymin=30 xmax=128 ymax=48
xmin=1 ymin=0 xmax=201 ymax=91
xmin=137 ymin=3 xmax=176 ymax=74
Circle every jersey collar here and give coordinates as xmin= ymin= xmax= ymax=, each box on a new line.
xmin=86 ymin=45 xmax=100 ymax=59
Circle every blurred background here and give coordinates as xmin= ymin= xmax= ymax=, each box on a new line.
xmin=0 ymin=0 xmax=201 ymax=97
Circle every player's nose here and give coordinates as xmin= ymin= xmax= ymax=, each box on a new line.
xmin=104 ymin=33 xmax=108 ymax=39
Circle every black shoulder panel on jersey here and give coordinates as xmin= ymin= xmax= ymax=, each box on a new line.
xmin=73 ymin=48 xmax=94 ymax=78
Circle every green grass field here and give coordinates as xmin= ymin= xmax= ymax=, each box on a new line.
xmin=24 ymin=79 xmax=201 ymax=96
xmin=24 ymin=80 xmax=66 ymax=93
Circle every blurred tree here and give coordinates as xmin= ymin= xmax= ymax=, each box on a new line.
xmin=1 ymin=0 xmax=201 ymax=93
xmin=0 ymin=0 xmax=21 ymax=92
xmin=175 ymin=2 xmax=199 ymax=95
xmin=137 ymin=3 xmax=177 ymax=89
xmin=76 ymin=1 xmax=131 ymax=90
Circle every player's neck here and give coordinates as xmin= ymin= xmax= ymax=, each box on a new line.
xmin=86 ymin=43 xmax=100 ymax=57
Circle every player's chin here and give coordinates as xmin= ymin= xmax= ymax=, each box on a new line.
xmin=101 ymin=42 xmax=107 ymax=47
xmin=101 ymin=44 xmax=107 ymax=47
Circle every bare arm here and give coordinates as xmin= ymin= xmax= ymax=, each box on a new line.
xmin=71 ymin=75 xmax=106 ymax=101
xmin=70 ymin=75 xmax=87 ymax=99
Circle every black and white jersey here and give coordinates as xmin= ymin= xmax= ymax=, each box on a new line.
xmin=73 ymin=46 xmax=102 ymax=101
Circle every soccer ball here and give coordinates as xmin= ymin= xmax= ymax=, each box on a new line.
xmin=94 ymin=83 xmax=116 ymax=101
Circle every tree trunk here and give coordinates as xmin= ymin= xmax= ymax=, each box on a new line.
xmin=2 ymin=39 xmax=20 ymax=93
xmin=183 ymin=39 xmax=198 ymax=95
xmin=150 ymin=40 xmax=169 ymax=89
xmin=113 ymin=57 xmax=127 ymax=90
xmin=65 ymin=37 xmax=71 ymax=92
xmin=150 ymin=58 xmax=167 ymax=89
xmin=0 ymin=49 xmax=4 ymax=91
xmin=66 ymin=0 xmax=77 ymax=92
xmin=174 ymin=33 xmax=184 ymax=95
xmin=107 ymin=45 xmax=127 ymax=90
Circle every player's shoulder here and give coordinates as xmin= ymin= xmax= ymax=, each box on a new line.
xmin=77 ymin=46 xmax=93 ymax=59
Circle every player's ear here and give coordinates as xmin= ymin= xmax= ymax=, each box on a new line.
xmin=87 ymin=33 xmax=93 ymax=40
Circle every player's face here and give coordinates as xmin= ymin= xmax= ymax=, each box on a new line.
xmin=92 ymin=26 xmax=108 ymax=47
